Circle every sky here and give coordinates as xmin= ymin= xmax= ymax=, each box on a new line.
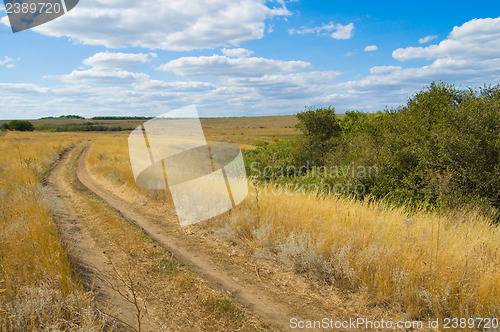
xmin=0 ymin=0 xmax=500 ymax=119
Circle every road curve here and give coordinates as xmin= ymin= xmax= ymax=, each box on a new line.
xmin=76 ymin=143 xmax=299 ymax=331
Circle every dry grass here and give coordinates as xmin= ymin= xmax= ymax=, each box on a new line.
xmin=87 ymin=134 xmax=499 ymax=322
xmin=0 ymin=131 xmax=109 ymax=331
xmin=222 ymin=185 xmax=499 ymax=320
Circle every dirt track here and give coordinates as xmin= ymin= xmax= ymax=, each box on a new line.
xmin=48 ymin=142 xmax=153 ymax=331
xmin=49 ymin=142 xmax=357 ymax=331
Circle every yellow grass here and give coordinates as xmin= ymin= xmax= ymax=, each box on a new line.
xmin=0 ymin=131 xmax=107 ymax=331
xmin=87 ymin=134 xmax=499 ymax=321
xmin=229 ymin=186 xmax=500 ymax=319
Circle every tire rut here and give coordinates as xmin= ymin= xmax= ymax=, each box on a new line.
xmin=76 ymin=143 xmax=302 ymax=331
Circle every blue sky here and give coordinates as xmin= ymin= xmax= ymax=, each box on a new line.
xmin=1 ymin=0 xmax=499 ymax=119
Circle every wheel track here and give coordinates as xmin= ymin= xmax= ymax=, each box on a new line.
xmin=75 ymin=142 xmax=300 ymax=330
xmin=48 ymin=142 xmax=154 ymax=331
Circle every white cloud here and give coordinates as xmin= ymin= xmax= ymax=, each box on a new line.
xmin=393 ymin=17 xmax=500 ymax=61
xmin=221 ymin=48 xmax=254 ymax=58
xmin=418 ymin=35 xmax=437 ymax=44
xmin=54 ymin=52 xmax=154 ymax=84
xmin=330 ymin=23 xmax=355 ymax=40
xmin=323 ymin=17 xmax=500 ymax=112
xmin=364 ymin=45 xmax=378 ymax=52
xmin=15 ymin=0 xmax=291 ymax=51
xmin=289 ymin=22 xmax=354 ymax=40
xmin=83 ymin=52 xmax=156 ymax=69
xmin=133 ymin=79 xmax=216 ymax=92
xmin=4 ymin=16 xmax=500 ymax=119
xmin=59 ymin=68 xmax=149 ymax=84
xmin=0 ymin=56 xmax=15 ymax=68
xmin=223 ymin=71 xmax=341 ymax=99
xmin=0 ymin=83 xmax=49 ymax=94
xmin=369 ymin=66 xmax=402 ymax=75
xmin=159 ymin=55 xmax=310 ymax=77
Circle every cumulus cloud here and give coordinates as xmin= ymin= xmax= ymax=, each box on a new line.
xmin=133 ymin=79 xmax=216 ymax=92
xmin=0 ymin=83 xmax=49 ymax=94
xmin=83 ymin=52 xmax=156 ymax=69
xmin=13 ymin=0 xmax=291 ymax=51
xmin=221 ymin=48 xmax=254 ymax=58
xmin=289 ymin=22 xmax=354 ymax=40
xmin=369 ymin=66 xmax=402 ymax=75
xmin=159 ymin=55 xmax=310 ymax=77
xmin=4 ymin=16 xmax=500 ymax=119
xmin=53 ymin=52 xmax=157 ymax=84
xmin=223 ymin=71 xmax=341 ymax=99
xmin=59 ymin=68 xmax=149 ymax=84
xmin=364 ymin=45 xmax=378 ymax=52
xmin=418 ymin=35 xmax=437 ymax=44
xmin=324 ymin=17 xmax=500 ymax=112
xmin=393 ymin=17 xmax=500 ymax=61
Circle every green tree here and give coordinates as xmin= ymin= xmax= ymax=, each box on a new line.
xmin=294 ymin=106 xmax=341 ymax=168
xmin=8 ymin=120 xmax=34 ymax=131
xmin=295 ymin=106 xmax=340 ymax=141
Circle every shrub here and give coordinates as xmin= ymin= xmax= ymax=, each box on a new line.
xmin=7 ymin=120 xmax=34 ymax=131
xmin=294 ymin=106 xmax=341 ymax=167
xmin=327 ymin=82 xmax=500 ymax=219
xmin=252 ymin=139 xmax=268 ymax=147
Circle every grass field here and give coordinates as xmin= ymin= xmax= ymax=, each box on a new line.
xmin=0 ymin=132 xmax=109 ymax=331
xmin=0 ymin=115 xmax=301 ymax=148
xmin=0 ymin=131 xmax=272 ymax=330
xmin=86 ymin=132 xmax=499 ymax=322
xmin=1 ymin=116 xmax=498 ymax=329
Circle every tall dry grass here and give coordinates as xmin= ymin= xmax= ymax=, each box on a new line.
xmin=223 ymin=185 xmax=499 ymax=319
xmin=87 ymin=134 xmax=499 ymax=321
xmin=0 ymin=131 xmax=108 ymax=331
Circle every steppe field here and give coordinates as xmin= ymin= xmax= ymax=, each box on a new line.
xmin=0 ymin=114 xmax=498 ymax=331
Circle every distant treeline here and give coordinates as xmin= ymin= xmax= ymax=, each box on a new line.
xmin=39 ymin=115 xmax=153 ymax=120
xmin=90 ymin=116 xmax=153 ymax=120
xmin=35 ymin=123 xmax=129 ymax=132
xmin=41 ymin=115 xmax=86 ymax=119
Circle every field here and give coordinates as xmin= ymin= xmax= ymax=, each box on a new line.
xmin=0 ymin=132 xmax=109 ymax=330
xmin=0 ymin=110 xmax=499 ymax=331
xmin=0 ymin=115 xmax=300 ymax=149
xmin=88 ymin=133 xmax=500 ymax=320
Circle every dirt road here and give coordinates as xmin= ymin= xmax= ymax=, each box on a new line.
xmin=49 ymin=142 xmax=358 ymax=331
xmin=48 ymin=142 xmax=154 ymax=331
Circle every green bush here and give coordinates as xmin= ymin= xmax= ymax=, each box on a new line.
xmin=252 ymin=139 xmax=268 ymax=147
xmin=294 ymin=106 xmax=341 ymax=167
xmin=250 ymin=82 xmax=500 ymax=220
xmin=329 ymin=82 xmax=500 ymax=218
xmin=7 ymin=120 xmax=34 ymax=131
